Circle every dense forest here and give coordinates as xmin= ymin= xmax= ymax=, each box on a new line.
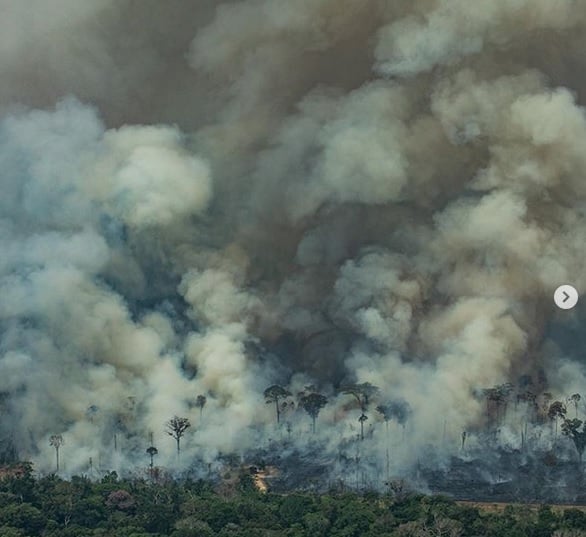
xmin=1 ymin=463 xmax=586 ymax=537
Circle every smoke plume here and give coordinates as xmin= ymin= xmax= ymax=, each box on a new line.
xmin=2 ymin=0 xmax=586 ymax=484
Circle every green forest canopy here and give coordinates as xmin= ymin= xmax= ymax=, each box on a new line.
xmin=0 ymin=463 xmax=586 ymax=536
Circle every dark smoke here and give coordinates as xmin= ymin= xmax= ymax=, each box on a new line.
xmin=1 ymin=0 xmax=586 ymax=482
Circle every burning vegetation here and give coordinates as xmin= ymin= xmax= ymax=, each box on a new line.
xmin=1 ymin=0 xmax=586 ymax=505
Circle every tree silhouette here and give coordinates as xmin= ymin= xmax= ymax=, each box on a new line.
xmin=358 ymin=413 xmax=369 ymax=441
xmin=483 ymin=383 xmax=513 ymax=425
xmin=341 ymin=383 xmax=380 ymax=412
xmin=376 ymin=402 xmax=394 ymax=457
xmin=299 ymin=392 xmax=328 ymax=433
xmin=376 ymin=399 xmax=411 ymax=431
xmin=341 ymin=383 xmax=379 ymax=441
xmin=376 ymin=403 xmax=392 ymax=424
xmin=196 ymin=394 xmax=207 ymax=420
xmin=496 ymin=383 xmax=513 ymax=422
xmin=376 ymin=404 xmax=392 ymax=481
xmin=548 ymin=401 xmax=567 ymax=439
xmin=562 ymin=418 xmax=586 ymax=465
xmin=49 ymin=434 xmax=63 ymax=472
xmin=147 ymin=446 xmax=158 ymax=467
xmin=483 ymin=387 xmax=496 ymax=419
xmin=113 ymin=416 xmax=124 ymax=452
xmin=166 ymin=416 xmax=190 ymax=457
xmin=146 ymin=446 xmax=158 ymax=475
xmin=376 ymin=398 xmax=411 ymax=472
xmin=517 ymin=390 xmax=537 ymax=448
xmin=264 ymin=385 xmax=292 ymax=424
xmin=280 ymin=400 xmax=296 ymax=423
xmin=517 ymin=390 xmax=537 ymax=413
xmin=393 ymin=399 xmax=412 ymax=427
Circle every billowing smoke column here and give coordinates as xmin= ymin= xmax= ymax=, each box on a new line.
xmin=1 ymin=0 xmax=586 ymax=482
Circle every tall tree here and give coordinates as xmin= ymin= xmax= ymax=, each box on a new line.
xmin=146 ymin=446 xmax=158 ymax=471
xmin=196 ymin=394 xmax=207 ymax=420
xmin=299 ymin=392 xmax=328 ymax=433
xmin=483 ymin=387 xmax=497 ymax=419
xmin=358 ymin=413 xmax=369 ymax=441
xmin=49 ymin=434 xmax=64 ymax=472
xmin=376 ymin=404 xmax=393 ymax=435
xmin=264 ymin=385 xmax=292 ymax=425
xmin=562 ymin=418 xmax=586 ymax=465
xmin=341 ymin=383 xmax=380 ymax=412
xmin=376 ymin=404 xmax=392 ymax=481
xmin=517 ymin=390 xmax=537 ymax=448
xmin=341 ymin=383 xmax=379 ymax=441
xmin=496 ymin=383 xmax=513 ymax=423
xmin=376 ymin=399 xmax=411 ymax=431
xmin=483 ymin=383 xmax=513 ymax=425
xmin=517 ymin=390 xmax=537 ymax=414
xmin=548 ymin=401 xmax=567 ymax=439
xmin=166 ymin=416 xmax=190 ymax=457
xmin=113 ymin=416 xmax=124 ymax=452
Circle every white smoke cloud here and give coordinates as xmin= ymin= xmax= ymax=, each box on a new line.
xmin=92 ymin=125 xmax=212 ymax=228
xmin=1 ymin=0 xmax=586 ymax=488
xmin=375 ymin=0 xmax=584 ymax=77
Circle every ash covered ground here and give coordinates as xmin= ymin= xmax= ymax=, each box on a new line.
xmin=219 ymin=425 xmax=586 ymax=503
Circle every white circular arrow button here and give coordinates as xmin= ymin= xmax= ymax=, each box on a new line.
xmin=554 ymin=284 xmax=579 ymax=310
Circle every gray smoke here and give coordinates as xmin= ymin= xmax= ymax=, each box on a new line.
xmin=1 ymin=0 xmax=586 ymax=481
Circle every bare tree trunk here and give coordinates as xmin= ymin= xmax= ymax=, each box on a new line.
xmin=385 ymin=421 xmax=390 ymax=484
xmin=55 ymin=447 xmax=60 ymax=472
xmin=275 ymin=399 xmax=280 ymax=424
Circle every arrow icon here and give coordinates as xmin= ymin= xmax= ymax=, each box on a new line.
xmin=555 ymin=285 xmax=578 ymax=310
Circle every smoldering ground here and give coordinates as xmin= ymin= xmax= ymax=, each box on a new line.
xmin=1 ymin=0 xmax=586 ymax=486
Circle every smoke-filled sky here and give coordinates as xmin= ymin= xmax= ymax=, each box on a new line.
xmin=2 ymin=0 xmax=586 ymax=476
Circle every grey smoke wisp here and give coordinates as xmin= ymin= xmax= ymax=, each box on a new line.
xmin=1 ymin=0 xmax=586 ymax=483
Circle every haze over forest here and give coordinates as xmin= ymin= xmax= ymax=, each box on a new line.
xmin=1 ymin=0 xmax=586 ymax=485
